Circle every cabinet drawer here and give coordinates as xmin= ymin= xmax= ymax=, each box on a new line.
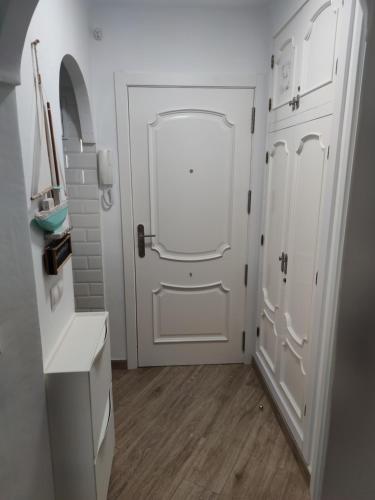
xmin=90 ymin=322 xmax=112 ymax=454
xmin=95 ymin=391 xmax=115 ymax=500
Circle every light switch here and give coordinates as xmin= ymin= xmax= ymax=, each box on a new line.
xmin=50 ymin=280 xmax=64 ymax=311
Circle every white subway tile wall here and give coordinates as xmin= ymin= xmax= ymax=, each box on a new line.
xmin=72 ymin=242 xmax=102 ymax=256
xmin=63 ymin=139 xmax=104 ymax=312
xmin=67 ymin=184 xmax=99 ymax=200
xmin=61 ymin=71 xmax=105 ymax=312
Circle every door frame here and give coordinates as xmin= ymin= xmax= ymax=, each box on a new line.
xmin=114 ymin=72 xmax=264 ymax=369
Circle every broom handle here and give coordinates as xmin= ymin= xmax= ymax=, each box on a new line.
xmin=47 ymin=102 xmax=60 ymax=186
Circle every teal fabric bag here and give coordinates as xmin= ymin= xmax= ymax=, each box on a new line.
xmin=34 ymin=202 xmax=68 ymax=233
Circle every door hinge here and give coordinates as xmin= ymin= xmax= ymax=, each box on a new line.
xmin=256 ymin=326 xmax=260 ymax=338
xmin=335 ymin=58 xmax=339 ymax=75
xmin=261 ymin=234 xmax=265 ymax=246
xmin=251 ymin=107 xmax=256 ymax=134
xmin=304 ymin=404 xmax=307 ymax=417
xmin=266 ymin=151 xmax=269 ymax=164
xmin=327 ymin=146 xmax=330 ymax=159
xmin=268 ymin=98 xmax=272 ymax=112
xmin=279 ymin=252 xmax=286 ymax=273
xmin=247 ymin=190 xmax=252 ymax=214
xmin=244 ymin=264 xmax=248 ymax=287
xmin=315 ymin=271 xmax=319 ymax=285
xmin=271 ymin=54 xmax=275 ymax=69
xmin=242 ymin=331 xmax=246 ymax=352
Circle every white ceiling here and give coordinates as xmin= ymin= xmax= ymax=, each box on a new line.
xmin=94 ymin=0 xmax=270 ymax=7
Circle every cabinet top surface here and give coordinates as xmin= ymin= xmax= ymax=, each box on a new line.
xmin=45 ymin=312 xmax=108 ymax=374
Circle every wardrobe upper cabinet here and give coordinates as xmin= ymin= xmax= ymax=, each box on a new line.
xmin=271 ymin=0 xmax=341 ymax=127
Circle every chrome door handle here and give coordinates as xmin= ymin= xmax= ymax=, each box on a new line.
xmin=137 ymin=224 xmax=156 ymax=258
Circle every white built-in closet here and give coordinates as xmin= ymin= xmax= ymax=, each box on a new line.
xmin=256 ymin=0 xmax=352 ymax=464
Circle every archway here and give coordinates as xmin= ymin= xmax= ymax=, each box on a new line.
xmin=60 ymin=54 xmax=95 ymax=144
xmin=0 ymin=0 xmax=39 ymax=84
xmin=58 ymin=55 xmax=105 ymax=313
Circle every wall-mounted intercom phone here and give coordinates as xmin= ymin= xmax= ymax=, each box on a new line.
xmin=98 ymin=149 xmax=114 ymax=209
xmin=98 ymin=149 xmax=113 ymax=187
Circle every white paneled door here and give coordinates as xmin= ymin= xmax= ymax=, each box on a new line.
xmin=128 ymin=87 xmax=254 ymax=366
xmin=258 ymin=114 xmax=331 ymax=448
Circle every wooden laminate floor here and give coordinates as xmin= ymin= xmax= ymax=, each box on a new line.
xmin=109 ymin=364 xmax=310 ymax=500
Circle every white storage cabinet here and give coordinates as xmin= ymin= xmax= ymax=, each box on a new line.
xmin=256 ymin=0 xmax=354 ymax=464
xmin=45 ymin=312 xmax=115 ymax=500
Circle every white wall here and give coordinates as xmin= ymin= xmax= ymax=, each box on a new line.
xmin=90 ymin=2 xmax=271 ymax=360
xmin=16 ymin=0 xmax=93 ymax=364
xmin=268 ymin=0 xmax=308 ymax=33
xmin=0 ymin=82 xmax=55 ymax=500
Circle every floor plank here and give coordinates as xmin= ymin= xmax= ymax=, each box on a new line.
xmin=108 ymin=365 xmax=310 ymax=500
xmin=171 ymin=480 xmax=219 ymax=500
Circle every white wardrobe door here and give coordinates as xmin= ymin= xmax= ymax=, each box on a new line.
xmin=279 ymin=114 xmax=332 ymax=434
xmin=260 ymin=131 xmax=292 ymax=375
xmin=271 ymin=15 xmax=299 ymax=124
xmin=273 ymin=25 xmax=298 ymax=109
xmin=297 ymin=0 xmax=340 ymax=112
